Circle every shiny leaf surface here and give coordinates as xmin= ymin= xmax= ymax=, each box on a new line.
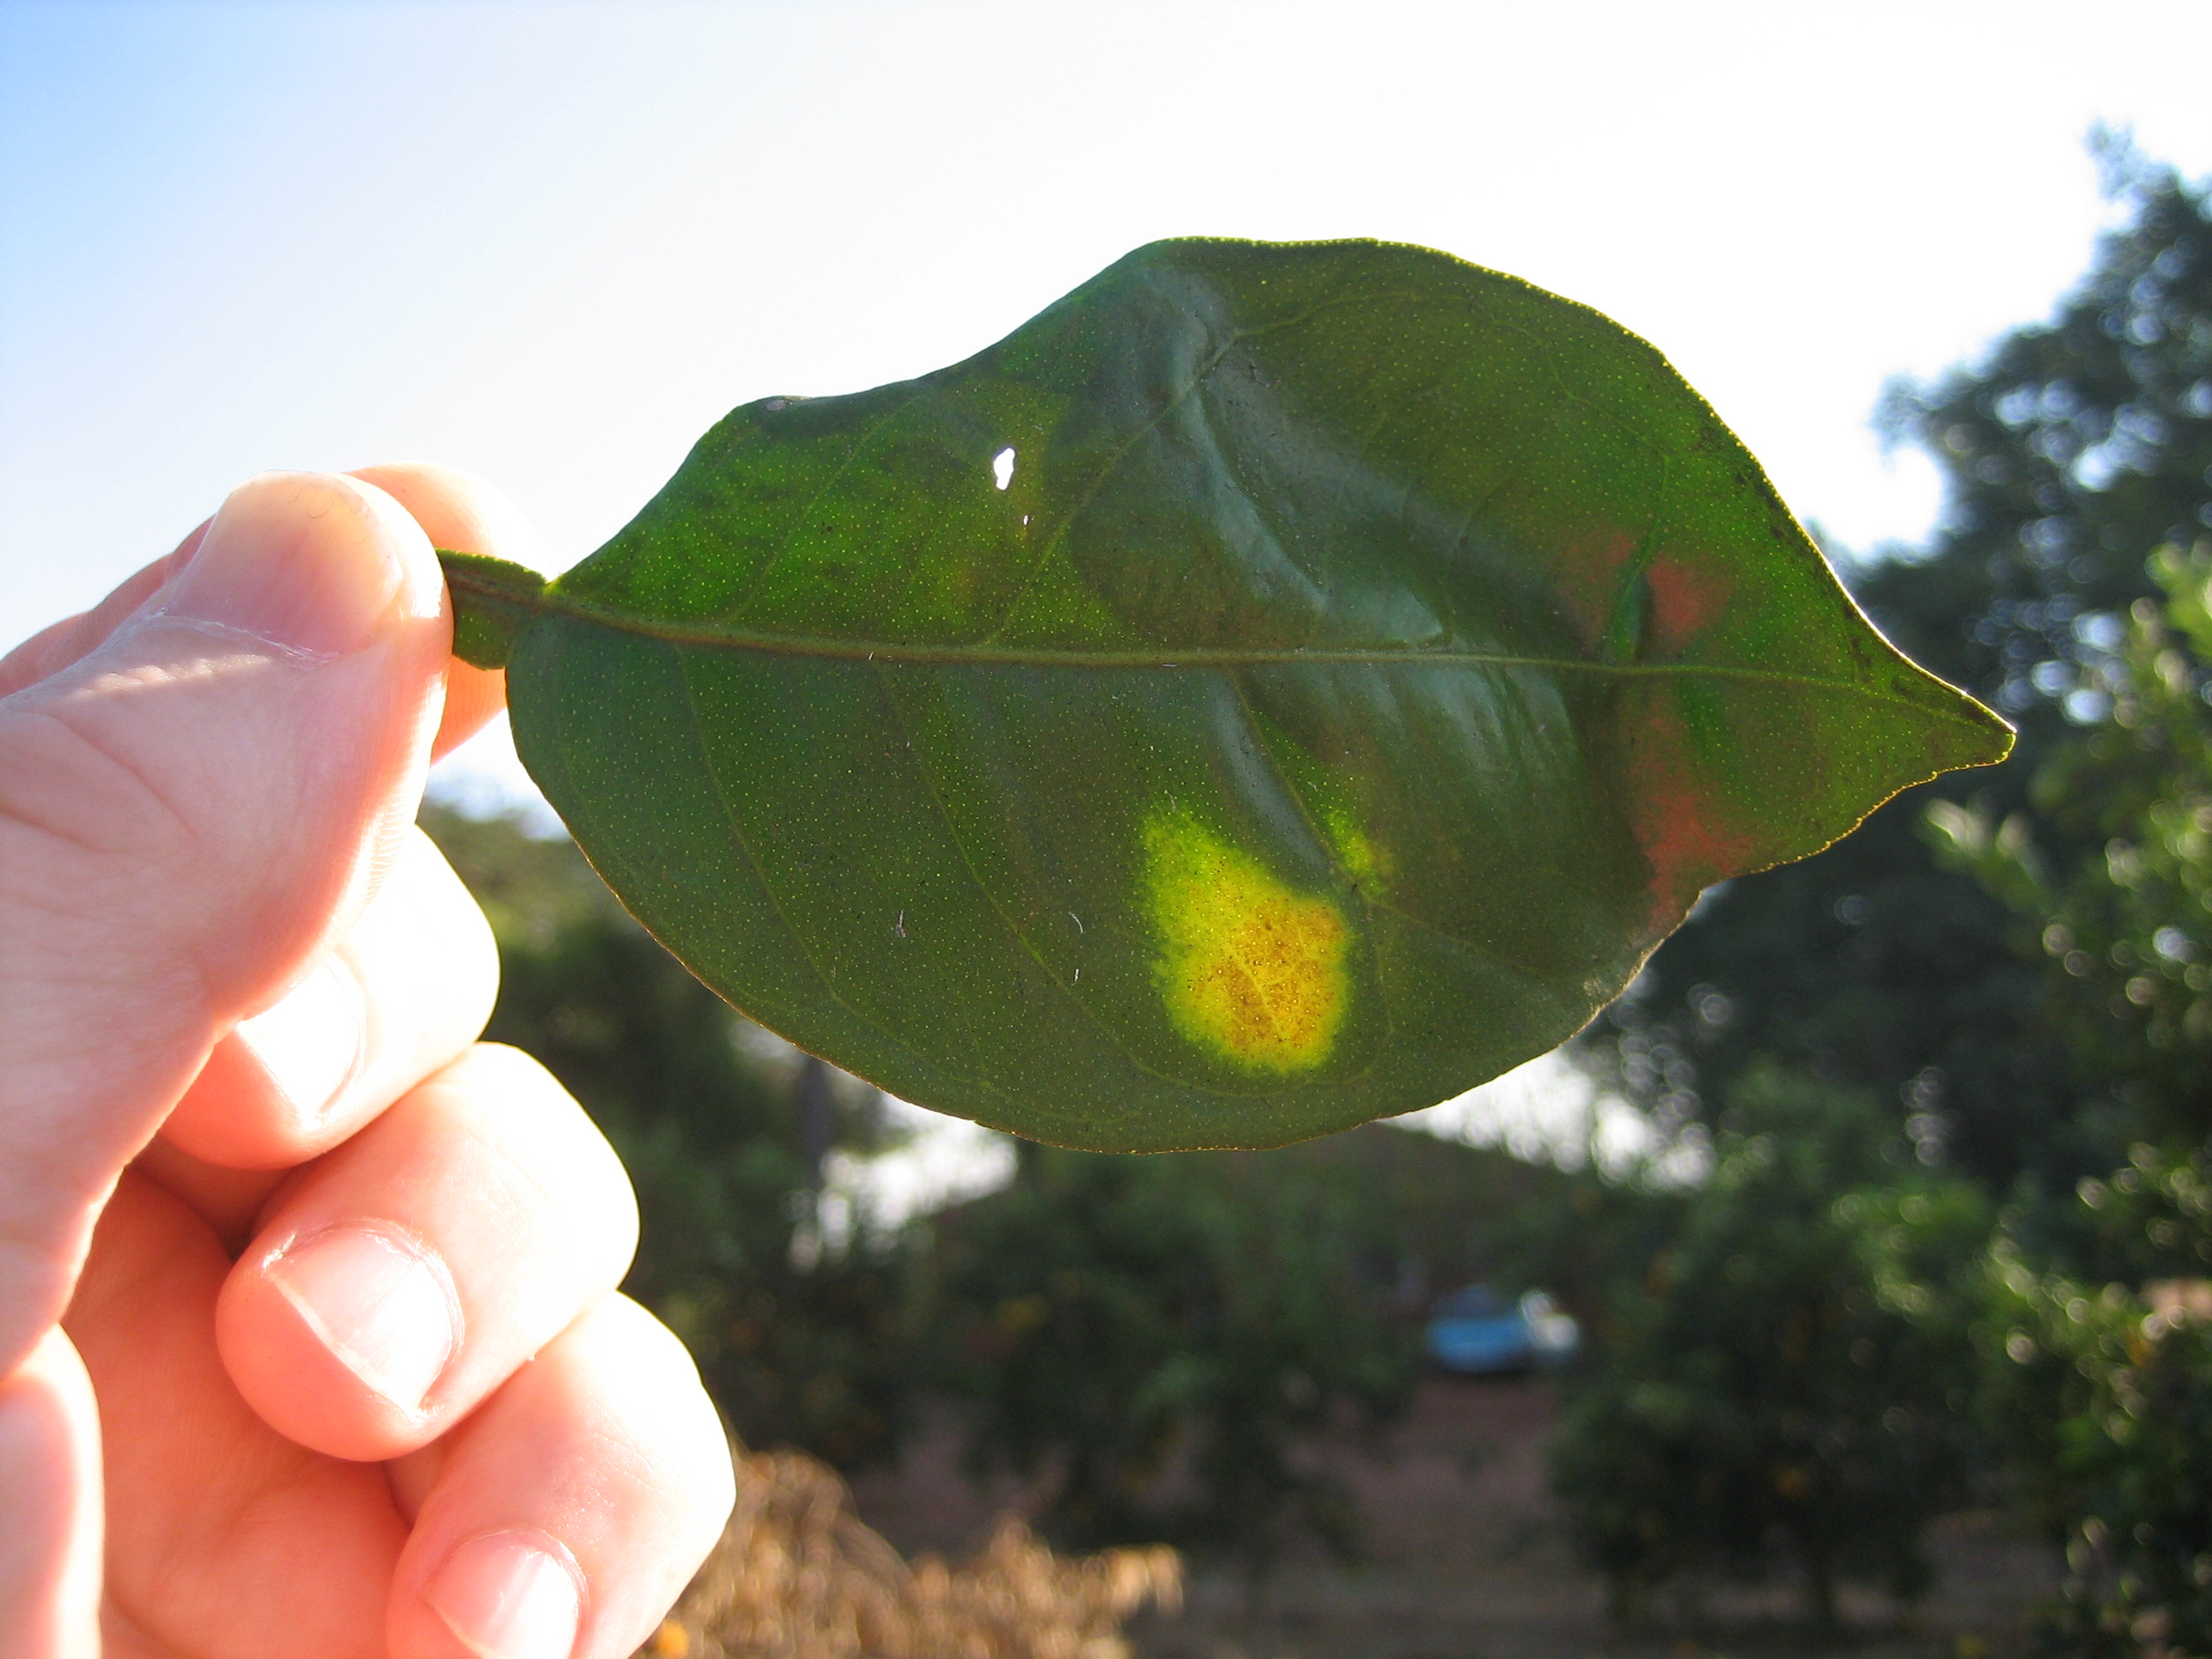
xmin=445 ymin=238 xmax=2010 ymax=1150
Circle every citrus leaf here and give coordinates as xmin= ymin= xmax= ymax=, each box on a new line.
xmin=449 ymin=237 xmax=2010 ymax=1152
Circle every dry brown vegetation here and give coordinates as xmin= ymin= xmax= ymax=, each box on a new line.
xmin=642 ymin=1383 xmax=2059 ymax=1659
xmin=640 ymin=1450 xmax=1182 ymax=1659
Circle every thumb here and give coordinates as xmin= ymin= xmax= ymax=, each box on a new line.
xmin=0 ymin=472 xmax=451 ymax=1375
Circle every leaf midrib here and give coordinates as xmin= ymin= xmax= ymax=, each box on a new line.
xmin=460 ymin=568 xmax=1980 ymax=724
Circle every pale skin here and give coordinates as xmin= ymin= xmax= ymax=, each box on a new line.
xmin=0 ymin=466 xmax=736 ymax=1659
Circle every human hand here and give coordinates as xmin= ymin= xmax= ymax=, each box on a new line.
xmin=0 ymin=468 xmax=735 ymax=1659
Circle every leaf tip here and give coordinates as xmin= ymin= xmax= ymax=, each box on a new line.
xmin=1940 ymin=691 xmax=2017 ymax=772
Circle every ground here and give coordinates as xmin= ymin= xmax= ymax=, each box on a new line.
xmin=844 ymin=1377 xmax=2060 ymax=1659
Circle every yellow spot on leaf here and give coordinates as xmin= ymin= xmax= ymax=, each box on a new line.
xmin=1143 ymin=811 xmax=1350 ymax=1072
xmin=1321 ymin=803 xmax=1388 ymax=892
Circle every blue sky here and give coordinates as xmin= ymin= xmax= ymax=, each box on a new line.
xmin=5 ymin=0 xmax=2210 ymax=728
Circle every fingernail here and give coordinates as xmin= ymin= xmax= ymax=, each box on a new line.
xmin=428 ymin=1532 xmax=583 ymax=1659
xmin=232 ymin=957 xmax=364 ymax=1127
xmin=265 ymin=1226 xmax=458 ymax=1412
xmin=164 ymin=473 xmax=405 ymax=655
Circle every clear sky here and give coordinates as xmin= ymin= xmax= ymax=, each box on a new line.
xmin=5 ymin=0 xmax=2210 ymax=744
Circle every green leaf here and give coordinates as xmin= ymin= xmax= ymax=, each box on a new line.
xmin=448 ymin=237 xmax=2010 ymax=1152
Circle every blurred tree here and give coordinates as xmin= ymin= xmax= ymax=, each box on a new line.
xmin=1977 ymin=1150 xmax=2212 ymax=1653
xmin=1930 ymin=540 xmax=2212 ymax=1147
xmin=928 ymin=1126 xmax=1564 ymax=1580
xmin=422 ymin=804 xmax=922 ymax=1468
xmin=1590 ymin=145 xmax=2212 ymax=1188
xmin=1547 ymin=1068 xmax=1989 ymax=1628
xmin=1926 ymin=549 xmax=2212 ymax=1644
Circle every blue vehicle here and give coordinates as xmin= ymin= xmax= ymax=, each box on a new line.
xmin=1425 ymin=1284 xmax=1580 ymax=1376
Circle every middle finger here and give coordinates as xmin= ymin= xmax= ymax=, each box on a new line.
xmin=215 ymin=1043 xmax=638 ymax=1462
xmin=162 ymin=824 xmax=499 ymax=1172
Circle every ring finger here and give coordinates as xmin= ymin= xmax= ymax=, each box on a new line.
xmin=387 ymin=1294 xmax=734 ymax=1659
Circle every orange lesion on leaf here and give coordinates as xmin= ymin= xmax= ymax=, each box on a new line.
xmin=1143 ymin=811 xmax=1349 ymax=1072
xmin=1544 ymin=523 xmax=1639 ymax=652
xmin=1645 ymin=557 xmax=1734 ymax=653
xmin=1623 ymin=690 xmax=1764 ymax=930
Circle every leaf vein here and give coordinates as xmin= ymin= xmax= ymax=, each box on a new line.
xmin=868 ymin=665 xmax=1229 ymax=1085
xmin=511 ymin=586 xmax=1988 ymax=729
xmin=975 ymin=331 xmax=1250 ymax=644
xmin=729 ymin=383 xmax=936 ymax=608
xmin=667 ymin=643 xmax=993 ymax=1098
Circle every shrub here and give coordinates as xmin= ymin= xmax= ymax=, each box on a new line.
xmin=1979 ymin=1144 xmax=2212 ymax=1650
xmin=1548 ymin=1068 xmax=1989 ymax=1626
xmin=927 ymin=1135 xmax=1429 ymax=1578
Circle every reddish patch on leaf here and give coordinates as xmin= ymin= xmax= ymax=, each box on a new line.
xmin=1545 ymin=524 xmax=1638 ymax=652
xmin=1622 ymin=690 xmax=1764 ymax=931
xmin=1645 ymin=557 xmax=1734 ymax=654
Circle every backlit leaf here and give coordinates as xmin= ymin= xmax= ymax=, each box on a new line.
xmin=444 ymin=238 xmax=2010 ymax=1151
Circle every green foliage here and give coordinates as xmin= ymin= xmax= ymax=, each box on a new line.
xmin=1979 ymin=1146 xmax=2212 ymax=1650
xmin=422 ymin=804 xmax=922 ymax=1468
xmin=927 ymin=1126 xmax=1557 ymax=1575
xmin=1930 ymin=541 xmax=2212 ymax=1144
xmin=1923 ymin=550 xmax=2212 ymax=1644
xmin=1548 ymin=1068 xmax=1989 ymax=1626
xmin=1598 ymin=152 xmax=2212 ymax=1187
xmin=446 ymin=235 xmax=2002 ymax=1154
xmin=1542 ymin=145 xmax=2212 ymax=1639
